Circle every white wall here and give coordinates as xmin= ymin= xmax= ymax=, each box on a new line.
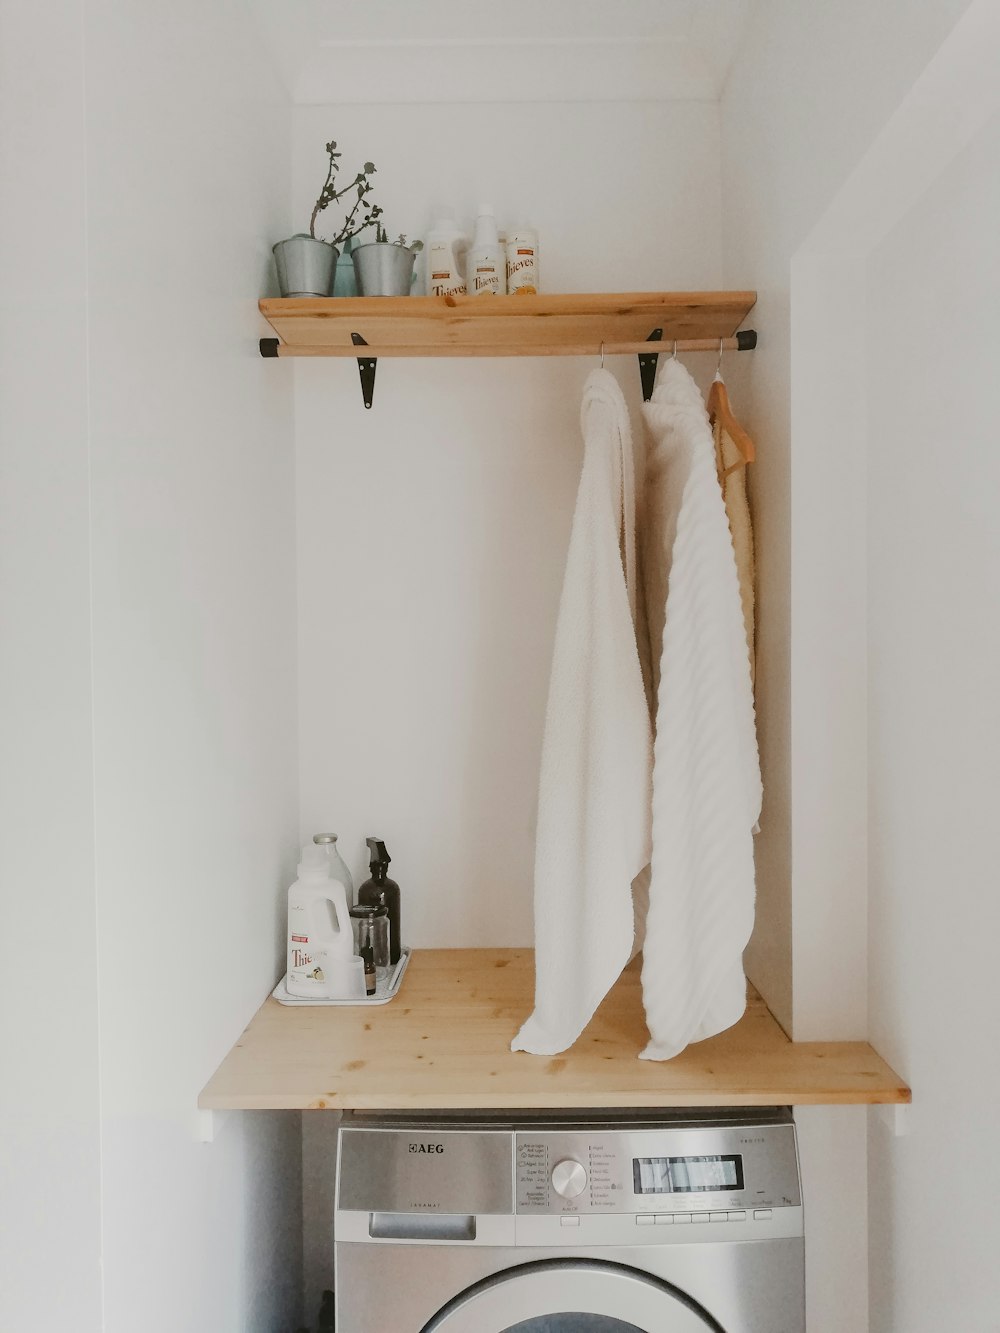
xmin=721 ymin=0 xmax=972 ymax=1041
xmin=720 ymin=2 xmax=994 ymax=1329
xmin=2 ymin=1 xmax=304 ymax=1328
xmin=0 ymin=2 xmax=102 ymax=1327
xmin=85 ymin=1 xmax=301 ymax=1328
xmin=293 ymin=99 xmax=725 ymax=942
xmin=865 ymin=105 xmax=1000 ymax=1332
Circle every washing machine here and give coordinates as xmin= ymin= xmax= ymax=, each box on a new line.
xmin=335 ymin=1108 xmax=804 ymax=1332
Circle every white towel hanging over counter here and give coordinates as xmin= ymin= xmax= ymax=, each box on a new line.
xmin=511 ymin=369 xmax=653 ymax=1057
xmin=638 ymin=356 xmax=761 ymax=1060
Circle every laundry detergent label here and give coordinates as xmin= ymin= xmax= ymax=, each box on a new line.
xmin=288 ymin=903 xmax=323 ymax=982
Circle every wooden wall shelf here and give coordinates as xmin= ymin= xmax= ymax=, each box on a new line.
xmin=259 ymin=290 xmax=758 ymax=407
xmin=258 ymin=290 xmax=757 ymax=359
xmin=199 ymin=949 xmax=909 ymax=1112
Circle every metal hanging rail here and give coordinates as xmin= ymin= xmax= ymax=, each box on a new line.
xmin=259 ymin=328 xmax=758 ymax=408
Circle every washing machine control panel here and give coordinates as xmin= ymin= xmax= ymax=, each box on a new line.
xmin=515 ymin=1122 xmax=800 ymax=1216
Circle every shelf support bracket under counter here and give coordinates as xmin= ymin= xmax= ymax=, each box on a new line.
xmin=196 ymin=1107 xmax=235 ymax=1143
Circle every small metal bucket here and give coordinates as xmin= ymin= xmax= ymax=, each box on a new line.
xmin=352 ymin=242 xmax=416 ymax=297
xmin=272 ymin=234 xmax=338 ymax=297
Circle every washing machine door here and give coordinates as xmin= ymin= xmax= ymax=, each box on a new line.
xmin=421 ymin=1259 xmax=724 ymax=1333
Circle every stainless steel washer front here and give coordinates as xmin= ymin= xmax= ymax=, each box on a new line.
xmin=335 ymin=1109 xmax=805 ymax=1333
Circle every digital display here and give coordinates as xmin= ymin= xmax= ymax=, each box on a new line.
xmin=633 ymin=1154 xmax=744 ymax=1195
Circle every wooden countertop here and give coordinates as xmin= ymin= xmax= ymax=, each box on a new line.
xmin=199 ymin=950 xmax=910 ymax=1111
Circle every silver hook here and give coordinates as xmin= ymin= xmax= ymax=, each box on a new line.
xmin=716 ymin=337 xmax=725 ymax=376
xmin=671 ymin=340 xmax=678 ymax=360
xmin=600 ymin=341 xmax=605 ymax=369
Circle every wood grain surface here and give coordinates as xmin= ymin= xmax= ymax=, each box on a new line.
xmin=258 ymin=291 xmax=756 ymax=356
xmin=199 ymin=950 xmax=910 ymax=1111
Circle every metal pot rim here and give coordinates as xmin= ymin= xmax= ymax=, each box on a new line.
xmin=350 ymin=239 xmax=409 ymax=252
xmin=272 ymin=234 xmax=338 ymax=253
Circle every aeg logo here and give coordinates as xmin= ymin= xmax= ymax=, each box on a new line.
xmin=408 ymin=1142 xmax=445 ymax=1154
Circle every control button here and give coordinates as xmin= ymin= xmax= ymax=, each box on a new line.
xmin=672 ymin=1214 xmax=691 ymax=1225
xmin=710 ymin=1212 xmax=728 ymax=1223
xmin=655 ymin=1213 xmax=674 ymax=1225
xmin=754 ymin=1209 xmax=773 ymax=1221
xmin=692 ymin=1213 xmax=710 ymax=1224
xmin=551 ymin=1159 xmax=588 ymax=1200
xmin=636 ymin=1214 xmax=655 ymax=1226
xmin=728 ymin=1211 xmax=747 ymax=1222
xmin=560 ymin=1215 xmax=580 ymax=1227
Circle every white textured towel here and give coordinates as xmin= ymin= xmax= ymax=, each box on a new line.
xmin=512 ymin=369 xmax=653 ymax=1056
xmin=639 ymin=357 xmax=762 ymax=1060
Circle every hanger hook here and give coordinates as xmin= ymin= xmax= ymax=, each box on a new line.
xmin=600 ymin=341 xmax=605 ymax=369
xmin=671 ymin=340 xmax=678 ymax=360
xmin=717 ymin=337 xmax=724 ymax=376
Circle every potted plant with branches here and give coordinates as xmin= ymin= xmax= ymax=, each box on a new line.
xmin=272 ymin=140 xmax=384 ymax=297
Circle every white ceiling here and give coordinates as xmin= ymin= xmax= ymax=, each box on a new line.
xmin=248 ymin=0 xmax=752 ymax=104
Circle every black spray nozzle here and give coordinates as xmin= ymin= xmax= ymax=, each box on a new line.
xmin=365 ymin=837 xmax=390 ymax=875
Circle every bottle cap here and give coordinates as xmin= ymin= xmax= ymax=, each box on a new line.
xmin=313 ymin=833 xmax=338 ymax=844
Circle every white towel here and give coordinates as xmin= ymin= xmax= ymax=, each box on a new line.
xmin=512 ymin=369 xmax=653 ymax=1055
xmin=639 ymin=357 xmax=762 ymax=1060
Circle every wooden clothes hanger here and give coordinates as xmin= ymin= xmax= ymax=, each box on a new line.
xmin=707 ymin=340 xmax=755 ymax=474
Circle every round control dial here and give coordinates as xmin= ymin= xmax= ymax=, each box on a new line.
xmin=551 ymin=1158 xmax=588 ymax=1199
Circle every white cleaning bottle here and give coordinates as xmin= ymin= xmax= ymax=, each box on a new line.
xmin=286 ymin=843 xmax=355 ymax=998
xmin=506 ymin=225 xmax=539 ymax=294
xmin=466 ymin=204 xmax=506 ymax=296
xmin=426 ymin=218 xmax=467 ymax=297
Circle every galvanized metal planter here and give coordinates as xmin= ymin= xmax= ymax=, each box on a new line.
xmin=351 ymin=241 xmax=416 ymax=297
xmin=272 ymin=234 xmax=339 ymax=297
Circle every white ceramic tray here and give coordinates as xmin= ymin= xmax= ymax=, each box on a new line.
xmin=272 ymin=947 xmax=411 ymax=1007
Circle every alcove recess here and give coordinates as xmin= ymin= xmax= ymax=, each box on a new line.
xmin=206 ymin=288 xmax=911 ymax=1113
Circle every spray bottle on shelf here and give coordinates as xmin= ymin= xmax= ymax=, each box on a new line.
xmin=286 ymin=843 xmax=356 ymax=998
xmin=465 ymin=205 xmax=506 ymax=296
xmin=358 ymin=837 xmax=402 ymax=964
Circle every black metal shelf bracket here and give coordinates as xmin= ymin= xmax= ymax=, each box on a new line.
xmin=259 ymin=338 xmax=280 ymax=358
xmin=352 ymin=333 xmax=377 ymax=409
xmin=736 ymin=329 xmax=758 ymax=351
xmin=638 ymin=329 xmax=663 ymax=402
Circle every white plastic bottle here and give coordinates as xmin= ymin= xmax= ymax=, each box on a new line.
xmin=466 ymin=205 xmax=506 ymax=296
xmin=312 ymin=832 xmax=355 ymax=909
xmin=426 ymin=218 xmax=467 ymax=297
xmin=506 ymin=226 xmax=539 ymax=294
xmin=286 ymin=843 xmax=355 ymax=998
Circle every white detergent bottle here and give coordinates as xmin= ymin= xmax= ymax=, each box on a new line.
xmin=426 ymin=218 xmax=467 ymax=297
xmin=466 ymin=204 xmax=506 ymax=296
xmin=286 ymin=843 xmax=356 ymax=998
